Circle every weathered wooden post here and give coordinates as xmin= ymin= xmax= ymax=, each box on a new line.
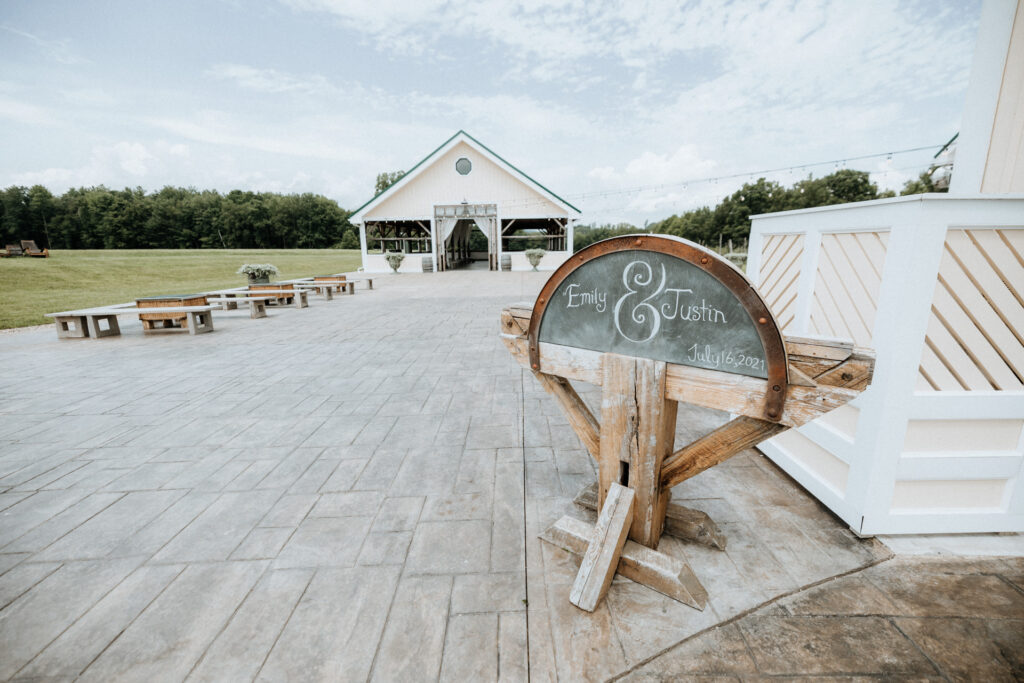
xmin=500 ymin=235 xmax=875 ymax=612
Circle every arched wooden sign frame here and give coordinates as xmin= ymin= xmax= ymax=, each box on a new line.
xmin=526 ymin=234 xmax=790 ymax=420
xmin=499 ymin=234 xmax=875 ymax=614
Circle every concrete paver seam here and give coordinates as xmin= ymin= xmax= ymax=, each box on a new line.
xmin=605 ymin=551 xmax=897 ymax=681
xmin=885 ymin=616 xmax=951 ymax=681
xmin=58 ymin=562 xmax=188 ymax=680
xmin=249 ymin=568 xmax=317 ymax=681
xmin=520 ymin=366 xmax=531 ymax=682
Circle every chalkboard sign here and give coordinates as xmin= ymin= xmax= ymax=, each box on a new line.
xmin=530 ymin=235 xmax=786 ymax=384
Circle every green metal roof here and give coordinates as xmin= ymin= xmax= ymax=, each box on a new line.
xmin=349 ymin=129 xmax=581 ymax=218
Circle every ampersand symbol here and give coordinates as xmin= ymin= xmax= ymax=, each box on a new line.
xmin=613 ymin=261 xmax=666 ymax=343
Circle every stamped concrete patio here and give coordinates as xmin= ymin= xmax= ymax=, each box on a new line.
xmin=1 ymin=269 xmax=1021 ymax=681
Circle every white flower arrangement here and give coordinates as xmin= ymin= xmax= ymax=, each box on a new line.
xmin=237 ymin=263 xmax=279 ymax=278
xmin=384 ymin=252 xmax=405 ymax=273
xmin=524 ymin=248 xmax=546 ymax=270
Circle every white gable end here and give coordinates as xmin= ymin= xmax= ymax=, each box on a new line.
xmin=359 ymin=139 xmax=570 ymax=221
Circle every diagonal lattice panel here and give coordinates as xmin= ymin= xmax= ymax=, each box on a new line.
xmin=758 ymin=233 xmax=803 ymax=331
xmin=809 ymin=232 xmax=889 ymax=347
xmin=919 ymin=228 xmax=1024 ymax=391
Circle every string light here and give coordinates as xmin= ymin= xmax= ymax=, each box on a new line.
xmin=497 ymin=142 xmax=944 ymax=212
xmin=413 ymin=142 xmax=946 ymax=217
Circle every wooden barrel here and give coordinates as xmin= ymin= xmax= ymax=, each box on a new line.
xmin=422 ymin=255 xmax=434 ymax=273
xmin=500 ymin=254 xmax=511 ymax=271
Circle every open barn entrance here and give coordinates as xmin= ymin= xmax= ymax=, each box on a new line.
xmin=434 ymin=203 xmax=498 ymax=271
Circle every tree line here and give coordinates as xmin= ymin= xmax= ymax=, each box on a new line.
xmin=2 ymin=168 xmax=943 ymax=252
xmin=0 ymin=185 xmax=360 ymax=250
xmin=575 ymin=169 xmax=945 ymax=251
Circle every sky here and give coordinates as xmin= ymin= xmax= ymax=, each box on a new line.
xmin=0 ymin=0 xmax=981 ymax=226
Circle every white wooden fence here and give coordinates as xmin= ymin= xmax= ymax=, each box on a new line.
xmin=748 ymin=193 xmax=1024 ymax=534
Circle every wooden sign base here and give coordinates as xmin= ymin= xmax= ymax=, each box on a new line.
xmin=502 ymin=303 xmax=874 ymax=613
xmin=542 ymin=510 xmax=709 ymax=610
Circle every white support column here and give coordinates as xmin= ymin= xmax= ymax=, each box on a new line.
xmin=430 ymin=213 xmax=440 ymax=272
xmin=491 ymin=209 xmax=499 ymax=274
xmin=846 ymin=215 xmax=948 ymax=535
xmin=358 ymin=222 xmax=369 ymax=270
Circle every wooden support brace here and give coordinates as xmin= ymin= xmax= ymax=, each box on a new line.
xmin=541 ymin=515 xmax=707 ymax=610
xmin=534 ymin=373 xmax=600 ymax=461
xmin=569 ymin=483 xmax=634 ymax=612
xmin=660 ymin=415 xmax=787 ymax=490
xmin=574 ymin=483 xmax=726 ymax=550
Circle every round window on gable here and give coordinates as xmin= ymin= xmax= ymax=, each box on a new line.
xmin=456 ymin=157 xmax=472 ymax=175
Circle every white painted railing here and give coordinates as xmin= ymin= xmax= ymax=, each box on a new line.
xmin=748 ymin=194 xmax=1024 ymax=534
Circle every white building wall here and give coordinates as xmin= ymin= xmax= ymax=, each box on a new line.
xmin=982 ymin=1 xmax=1024 ymax=192
xmin=508 ymin=251 xmax=572 ymax=272
xmin=749 ymin=195 xmax=1024 ymax=535
xmin=952 ymin=0 xmax=1023 ymax=193
xmin=362 ymin=253 xmax=425 ymax=273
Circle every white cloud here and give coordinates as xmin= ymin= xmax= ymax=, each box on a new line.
xmin=144 ymin=110 xmax=374 ymax=162
xmin=60 ymin=87 xmax=118 ymax=107
xmin=1 ymin=25 xmax=87 ymax=65
xmin=113 ymin=142 xmax=155 ymax=176
xmin=278 ymin=0 xmax=975 ymax=95
xmin=0 ymin=1 xmax=979 ymax=225
xmin=206 ymin=63 xmax=337 ymax=95
xmin=8 ymin=141 xmax=154 ymax=188
xmin=584 ymin=144 xmax=718 ymax=196
xmin=0 ymin=97 xmax=58 ymax=126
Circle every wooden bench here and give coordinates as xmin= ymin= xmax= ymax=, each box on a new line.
xmin=206 ymin=296 xmax=274 ymax=318
xmin=46 ymin=305 xmax=217 ymax=339
xmin=20 ymin=240 xmax=48 ymax=258
xmin=1 ymin=244 xmax=23 ymax=257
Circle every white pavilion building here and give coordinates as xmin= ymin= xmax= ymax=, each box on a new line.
xmin=348 ymin=131 xmax=581 ymax=273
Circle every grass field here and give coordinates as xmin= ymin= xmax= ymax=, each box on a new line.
xmin=0 ymin=249 xmax=363 ymax=330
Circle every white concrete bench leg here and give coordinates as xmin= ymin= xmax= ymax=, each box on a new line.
xmin=54 ymin=315 xmax=89 ymax=339
xmin=322 ymin=286 xmax=333 ymax=300
xmin=86 ymin=314 xmax=121 ymax=338
xmin=224 ymin=296 xmax=239 ymax=310
xmin=249 ymin=300 xmax=267 ymax=319
xmin=186 ymin=311 xmax=215 ymax=334
xmin=346 ymin=282 xmax=355 ymax=295
xmin=295 ymin=291 xmax=309 ymax=308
